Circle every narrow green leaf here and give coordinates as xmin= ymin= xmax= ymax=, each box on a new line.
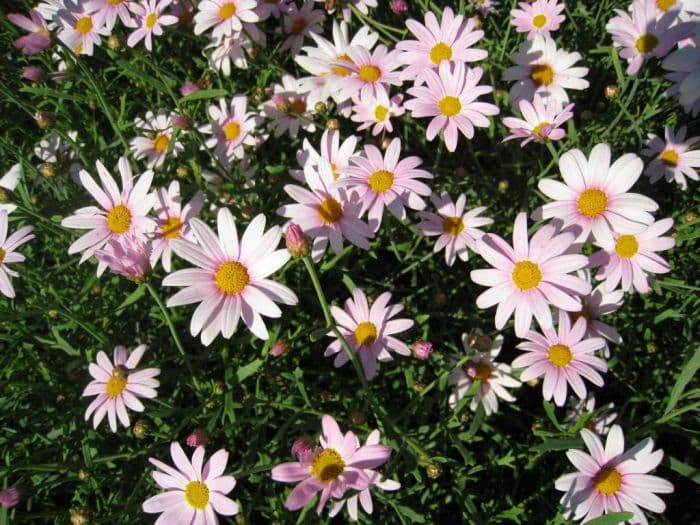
xmin=179 ymin=88 xmax=229 ymax=102
xmin=531 ymin=437 xmax=582 ymax=453
xmin=543 ymin=400 xmax=564 ymax=431
xmin=663 ymin=347 xmax=700 ymax=416
xmin=236 ymin=358 xmax=263 ymax=383
xmin=668 ymin=456 xmax=700 ymax=485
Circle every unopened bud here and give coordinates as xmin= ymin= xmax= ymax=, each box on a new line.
xmin=34 ymin=111 xmax=52 ymax=129
xmin=39 ymin=162 xmax=56 ymax=178
xmin=132 ymin=419 xmax=150 ymax=439
xmin=426 ymin=463 xmax=442 ymax=479
xmin=646 ymin=341 xmax=657 ymax=353
xmin=212 ymin=379 xmax=225 ymax=395
xmin=684 ymin=211 xmax=696 ymax=223
xmin=285 ymin=222 xmax=310 ymax=257
xmin=176 ymin=164 xmax=190 ymax=178
xmin=21 ymin=66 xmax=45 ymax=83
xmin=291 ymin=436 xmax=315 ymax=462
xmin=0 ymin=487 xmax=21 ymax=509
xmin=180 ymin=83 xmax=200 ymax=97
xmin=604 ymin=84 xmax=619 ymax=100
xmin=412 ymin=340 xmax=433 ymax=360
xmin=172 ymin=114 xmax=190 ymax=130
xmin=349 ymin=408 xmax=365 ymax=425
xmin=326 ymin=118 xmax=340 ymax=130
xmin=186 ymin=428 xmax=209 ymax=448
xmin=381 ymin=137 xmax=392 ymax=150
xmin=107 ymin=35 xmax=121 ymax=51
xmin=77 ymin=469 xmax=90 ymax=481
xmin=269 ymin=339 xmax=289 ymax=357
xmin=314 ymin=101 xmax=327 ymax=113
xmin=498 ymin=180 xmax=509 ymax=193
xmin=70 ymin=507 xmax=91 ymax=525
xmin=390 ymin=0 xmax=408 ymax=13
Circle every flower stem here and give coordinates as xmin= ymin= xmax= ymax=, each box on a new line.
xmin=545 ymin=141 xmax=560 ymax=164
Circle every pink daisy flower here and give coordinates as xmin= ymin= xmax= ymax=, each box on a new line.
xmin=193 ymin=0 xmax=259 ymax=38
xmin=0 ymin=210 xmax=34 ymax=299
xmin=7 ymin=9 xmax=51 ymax=55
xmin=510 ymin=0 xmax=565 ymax=40
xmin=589 ymin=218 xmax=675 ymax=294
xmin=607 ymin=0 xmax=693 ymax=76
xmin=448 ymin=332 xmax=521 ymax=415
xmin=200 ymin=96 xmax=258 ymax=167
xmin=330 ymin=44 xmax=403 ymax=102
xmin=84 ymin=0 xmax=135 ymax=31
xmin=57 ymin=4 xmax=110 ymax=56
xmin=255 ymin=0 xmax=290 ymax=20
xmin=130 ymin=110 xmax=184 ymax=169
xmin=350 ymin=86 xmax=404 ymax=136
xmin=405 ymin=61 xmax=499 ymax=152
xmin=396 ymin=7 xmax=487 ymax=84
xmin=83 ymin=344 xmax=160 ymax=432
xmin=471 ymin=0 xmax=500 ymax=15
xmin=503 ymin=35 xmax=589 ymax=107
xmin=95 ymin=235 xmax=152 ymax=281
xmin=294 ymin=129 xmax=360 ymax=183
xmin=278 ymin=160 xmax=374 ymax=261
xmin=0 ymin=487 xmax=21 ymax=509
xmin=271 ymin=414 xmax=392 ymax=514
xmin=470 ymin=212 xmax=591 ymax=336
xmin=280 ymin=1 xmax=324 ymax=54
xmin=261 ymin=74 xmax=316 ymax=138
xmin=502 ymin=99 xmax=574 ymax=147
xmin=555 ymin=425 xmax=674 ymax=524
xmin=61 ymin=157 xmax=155 ymax=276
xmin=535 ymin=144 xmax=658 ymax=246
xmin=571 ymin=271 xmax=624 ymax=351
xmin=163 ymin=208 xmax=298 ymax=345
xmin=416 ymin=191 xmax=493 ymax=266
xmin=642 ymin=125 xmax=700 ymax=190
xmin=337 ymin=138 xmax=433 ymax=230
xmin=512 ymin=309 xmax=607 ymax=406
xmin=143 ymin=442 xmax=239 ymax=522
xmin=150 ymin=181 xmax=205 ymax=272
xmin=325 ymin=288 xmax=414 ymax=380
xmin=127 ymin=0 xmax=179 ymax=51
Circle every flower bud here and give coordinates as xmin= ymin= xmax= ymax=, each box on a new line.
xmin=133 ymin=419 xmax=150 ymax=439
xmin=390 ymin=0 xmax=408 ymax=13
xmin=172 ymin=114 xmax=190 ymax=130
xmin=34 ymin=111 xmax=52 ymax=129
xmin=269 ymin=339 xmax=289 ymax=357
xmin=186 ymin=428 xmax=209 ymax=448
xmin=39 ymin=162 xmax=56 ymax=178
xmin=180 ymin=82 xmax=200 ymax=97
xmin=412 ymin=340 xmax=433 ymax=360
xmin=426 ymin=463 xmax=442 ymax=479
xmin=21 ymin=66 xmax=45 ymax=83
xmin=0 ymin=487 xmax=21 ymax=509
xmin=498 ymin=180 xmax=509 ymax=193
xmin=70 ymin=507 xmax=90 ymax=525
xmin=326 ymin=118 xmax=340 ymax=130
xmin=107 ymin=35 xmax=121 ymax=51
xmin=314 ymin=101 xmax=327 ymax=113
xmin=604 ymin=85 xmax=619 ymax=100
xmin=77 ymin=469 xmax=90 ymax=481
xmin=176 ymin=164 xmax=190 ymax=178
xmin=212 ymin=379 xmax=225 ymax=395
xmin=285 ymin=222 xmax=310 ymax=257
xmin=291 ymin=436 xmax=315 ymax=462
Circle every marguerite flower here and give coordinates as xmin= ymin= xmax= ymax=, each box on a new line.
xmin=448 ymin=332 xmax=521 ymax=415
xmin=512 ymin=309 xmax=607 ymax=406
xmin=130 ymin=110 xmax=183 ymax=169
xmin=193 ymin=0 xmax=259 ymax=38
xmin=642 ymin=125 xmax=700 ymax=190
xmin=271 ymin=414 xmax=392 ymax=515
xmin=57 ymin=3 xmax=110 ymax=55
xmin=83 ymin=344 xmax=160 ymax=432
xmin=127 ymin=0 xmax=179 ymax=51
xmin=535 ymin=144 xmax=658 ymax=245
xmin=0 ymin=164 xmax=22 ymax=215
xmin=207 ymin=32 xmax=255 ymax=74
xmin=325 ymin=288 xmax=413 ymax=380
xmin=555 ymin=425 xmax=674 ymax=524
xmin=163 ymin=208 xmax=298 ymax=345
xmin=571 ymin=271 xmax=624 ymax=351
xmin=405 ymin=61 xmax=499 ymax=152
xmin=95 ymin=235 xmax=152 ymax=281
xmin=200 ymin=96 xmax=258 ymax=167
xmin=503 ymin=35 xmax=589 ymax=107
xmin=471 ymin=0 xmax=500 ymax=15
xmin=0 ymin=210 xmax=34 ymax=299
xmin=261 ymin=74 xmax=316 ymax=138
xmin=280 ymin=1 xmax=324 ymax=54
xmin=143 ymin=442 xmax=239 ymax=522
xmin=7 ymin=8 xmax=51 ymax=54
xmin=502 ymin=98 xmax=574 ymax=147
xmin=470 ymin=212 xmax=591 ymax=336
xmin=350 ymin=86 xmax=404 ymax=136
xmin=416 ymin=191 xmax=493 ymax=266
xmin=510 ymin=0 xmax=565 ymax=39
xmin=294 ymin=129 xmax=359 ymax=183
xmin=330 ymin=44 xmax=403 ymax=101
xmin=589 ymin=218 xmax=675 ymax=294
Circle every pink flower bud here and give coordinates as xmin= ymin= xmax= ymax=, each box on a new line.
xmin=95 ymin=235 xmax=151 ymax=282
xmin=285 ymin=222 xmax=310 ymax=257
xmin=21 ymin=66 xmax=45 ymax=82
xmin=291 ymin=436 xmax=315 ymax=462
xmin=412 ymin=340 xmax=433 ymax=360
xmin=186 ymin=428 xmax=209 ymax=448
xmin=269 ymin=339 xmax=289 ymax=357
xmin=180 ymin=82 xmax=200 ymax=97
xmin=390 ymin=0 xmax=408 ymax=13
xmin=0 ymin=487 xmax=21 ymax=509
xmin=171 ymin=114 xmax=190 ymax=130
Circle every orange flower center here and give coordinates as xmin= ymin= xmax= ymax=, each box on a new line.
xmin=438 ymin=96 xmax=461 ymax=117
xmin=532 ymin=14 xmax=547 ymax=28
xmin=374 ymin=105 xmax=389 ymax=121
xmin=577 ymin=189 xmax=608 ymax=218
xmin=614 ymin=235 xmax=639 ymax=259
xmin=358 ymin=65 xmax=381 ymax=83
xmin=317 ymin=198 xmax=343 ymax=224
xmin=659 ymin=149 xmax=679 ymax=167
xmin=331 ymin=54 xmax=354 ymax=77
xmin=530 ymin=64 xmax=554 ymax=86
xmin=547 ymin=344 xmax=572 ymax=367
xmin=223 ymin=120 xmax=241 ymax=141
xmin=215 ymin=261 xmax=249 ymax=294
xmin=311 ymin=449 xmax=345 ymax=483
xmin=107 ymin=205 xmax=132 ymax=234
xmin=153 ymin=133 xmax=170 ymax=153
xmin=442 ymin=216 xmax=464 ymax=237
xmin=354 ymin=321 xmax=378 ymax=346
xmin=184 ymin=481 xmax=210 ymax=509
xmin=219 ymin=2 xmax=237 ymax=20
xmin=161 ymin=217 xmax=182 ymax=239
xmin=368 ymin=170 xmax=394 ymax=193
xmin=635 ymin=33 xmax=659 ymax=54
xmin=75 ymin=16 xmax=93 ymax=36
xmin=146 ymin=12 xmax=157 ymax=29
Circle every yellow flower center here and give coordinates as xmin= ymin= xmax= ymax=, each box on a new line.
xmin=75 ymin=16 xmax=93 ymax=36
xmin=615 ymin=235 xmax=639 ymax=259
xmin=635 ymin=33 xmax=659 ymax=54
xmin=223 ymin=120 xmax=240 ymax=141
xmin=330 ymin=162 xmax=340 ymax=181
xmin=218 ymin=2 xmax=236 ymax=20
xmin=532 ymin=14 xmax=547 ymax=28
xmin=107 ymin=204 xmax=132 ymax=234
xmin=105 ymin=369 xmax=128 ymax=398
xmin=533 ymin=121 xmax=551 ymax=137
xmin=184 ymin=481 xmax=210 ymax=509
xmin=429 ymin=42 xmax=453 ymax=65
xmin=656 ymin=0 xmax=676 ymax=10
xmin=161 ymin=217 xmax=183 ymax=239
xmin=442 ymin=216 xmax=464 ymax=237
xmin=146 ymin=12 xmax=157 ymax=29
xmin=317 ymin=198 xmax=343 ymax=224
xmin=358 ymin=65 xmax=381 ymax=83
xmin=311 ymin=448 xmax=345 ymax=483
xmin=368 ymin=169 xmax=394 ymax=193
xmin=577 ymin=189 xmax=608 ymax=218
xmin=354 ymin=321 xmax=378 ymax=346
xmin=215 ymin=261 xmax=249 ymax=295
xmin=331 ymin=54 xmax=354 ymax=77
xmin=466 ymin=360 xmax=492 ymax=381
xmin=548 ymin=343 xmax=572 ymax=367
xmin=0 ymin=248 xmax=5 ymax=265
xmin=593 ymin=467 xmax=623 ymax=495
xmin=374 ymin=105 xmax=389 ymax=121
xmin=438 ymin=96 xmax=462 ymax=117
xmin=659 ymin=149 xmax=679 ymax=167
xmin=153 ymin=133 xmax=170 ymax=153
xmin=511 ymin=260 xmax=542 ymax=291
xmin=37 ymin=27 xmax=49 ymax=36
xmin=530 ymin=64 xmax=554 ymax=86
xmin=108 ymin=0 xmax=124 ymax=5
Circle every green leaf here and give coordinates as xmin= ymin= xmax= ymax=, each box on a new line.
xmin=543 ymin=400 xmax=564 ymax=431
xmin=668 ymin=456 xmax=700 ymax=485
xmin=531 ymin=437 xmax=582 ymax=453
xmin=663 ymin=347 xmax=700 ymax=416
xmin=584 ymin=511 xmax=634 ymax=525
xmin=179 ymin=88 xmax=229 ymax=102
xmin=236 ymin=358 xmax=263 ymax=383
xmin=116 ymin=284 xmax=146 ymax=315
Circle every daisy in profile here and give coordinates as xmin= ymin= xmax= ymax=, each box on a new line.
xmin=130 ymin=110 xmax=183 ymax=169
xmin=207 ymin=32 xmax=255 ymax=74
xmin=294 ymin=129 xmax=360 ymax=183
xmin=0 ymin=210 xmax=35 ymax=299
xmin=0 ymin=164 xmax=22 ymax=214
xmin=416 ymin=191 xmax=493 ymax=266
xmin=589 ymin=218 xmax=675 ymax=294
xmin=280 ymin=1 xmax=324 ymax=54
xmin=271 ymin=414 xmax=392 ymax=515
xmin=448 ymin=332 xmax=521 ymax=415
xmin=510 ymin=0 xmax=565 ymax=40
xmin=571 ymin=271 xmax=624 ymax=353
xmin=502 ymin=99 xmax=574 ymax=147
xmin=535 ymin=144 xmax=658 ymax=246
xmin=61 ymin=158 xmax=155 ymax=276
xmin=350 ymin=87 xmax=404 ymax=136
xmin=278 ymin=160 xmax=374 ymax=261
xmin=513 ymin=310 xmax=607 ymax=406
xmin=337 ymin=138 xmax=433 ymax=230
xmin=261 ymin=74 xmax=316 ymax=138
xmin=503 ymin=35 xmax=589 ymax=107
xmin=405 ymin=61 xmax=499 ymax=152
xmin=556 ymin=425 xmax=674 ymax=524
xmin=143 ymin=442 xmax=239 ymax=522
xmin=396 ymin=7 xmax=487 ymax=84
xmin=200 ymin=96 xmax=258 ymax=167
xmin=470 ymin=212 xmax=591 ymax=336
xmin=193 ymin=0 xmax=259 ymax=38
xmin=642 ymin=126 xmax=700 ymax=190
xmin=127 ymin=0 xmax=179 ymax=51
xmin=163 ymin=209 xmax=298 ymax=345
xmin=96 ymin=235 xmax=152 ymax=281
xmin=150 ymin=181 xmax=205 ymax=272
xmin=330 ymin=44 xmax=403 ymax=101
xmin=84 ymin=0 xmax=135 ymax=31
xmin=83 ymin=344 xmax=160 ymax=432
xmin=325 ymin=288 xmax=413 ymax=380
xmin=7 ymin=8 xmax=51 ymax=54
xmin=57 ymin=3 xmax=110 ymax=55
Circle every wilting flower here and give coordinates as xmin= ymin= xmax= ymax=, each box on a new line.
xmin=642 ymin=126 xmax=700 ymax=190
xmin=186 ymin=428 xmax=209 ymax=448
xmin=95 ymin=235 xmax=152 ymax=281
xmin=555 ymin=425 xmax=673 ymax=524
xmin=83 ymin=345 xmax=160 ymax=432
xmin=193 ymin=0 xmax=259 ymax=38
xmin=0 ymin=210 xmax=35 ymax=299
xmin=7 ymin=9 xmax=51 ymax=54
xmin=510 ymin=0 xmax=565 ymax=39
xmin=412 ymin=340 xmax=433 ymax=360
xmin=143 ymin=442 xmax=239 ymax=522
xmin=502 ymin=99 xmax=574 ymax=147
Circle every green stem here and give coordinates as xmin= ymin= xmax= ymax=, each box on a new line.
xmin=602 ymin=77 xmax=640 ymax=140
xmin=545 ymin=141 xmax=560 ymax=164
